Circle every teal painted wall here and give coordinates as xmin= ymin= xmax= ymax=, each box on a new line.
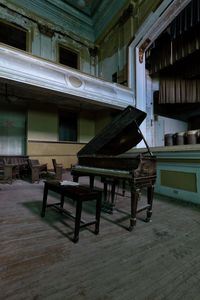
xmin=155 ymin=150 xmax=200 ymax=205
xmin=0 ymin=2 xmax=93 ymax=74
xmin=7 ymin=0 xmax=94 ymax=41
xmin=7 ymin=0 xmax=129 ymax=42
xmin=1 ymin=0 xmax=130 ymax=81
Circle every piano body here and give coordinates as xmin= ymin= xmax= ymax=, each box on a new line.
xmin=71 ymin=105 xmax=156 ymax=230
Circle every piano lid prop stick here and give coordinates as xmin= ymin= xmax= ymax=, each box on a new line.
xmin=135 ymin=121 xmax=153 ymax=157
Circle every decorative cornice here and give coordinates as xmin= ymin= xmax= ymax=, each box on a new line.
xmin=4 ymin=0 xmax=130 ymax=42
xmin=5 ymin=0 xmax=95 ymax=41
xmin=46 ymin=0 xmax=92 ymax=26
xmin=38 ymin=24 xmax=54 ymax=37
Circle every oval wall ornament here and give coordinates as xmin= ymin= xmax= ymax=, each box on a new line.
xmin=68 ymin=76 xmax=83 ymax=88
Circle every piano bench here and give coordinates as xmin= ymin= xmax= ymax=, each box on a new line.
xmin=41 ymin=180 xmax=102 ymax=243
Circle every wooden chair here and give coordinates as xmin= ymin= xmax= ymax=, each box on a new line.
xmin=28 ymin=159 xmax=47 ymax=183
xmin=52 ymin=159 xmax=63 ymax=181
xmin=0 ymin=158 xmax=18 ymax=183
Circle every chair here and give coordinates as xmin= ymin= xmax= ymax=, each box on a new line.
xmin=0 ymin=158 xmax=18 ymax=183
xmin=28 ymin=159 xmax=47 ymax=183
xmin=8 ymin=157 xmax=20 ymax=179
xmin=52 ymin=159 xmax=63 ymax=181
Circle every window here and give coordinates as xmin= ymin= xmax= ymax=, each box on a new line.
xmin=0 ymin=108 xmax=26 ymax=155
xmin=59 ymin=112 xmax=77 ymax=142
xmin=0 ymin=21 xmax=27 ymax=51
xmin=58 ymin=45 xmax=78 ymax=69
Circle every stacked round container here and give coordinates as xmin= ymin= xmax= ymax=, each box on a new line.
xmin=185 ymin=130 xmax=198 ymax=144
xmin=164 ymin=133 xmax=174 ymax=146
xmin=173 ymin=132 xmax=185 ymax=145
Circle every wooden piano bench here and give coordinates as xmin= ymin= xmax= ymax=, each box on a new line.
xmin=41 ymin=180 xmax=102 ymax=243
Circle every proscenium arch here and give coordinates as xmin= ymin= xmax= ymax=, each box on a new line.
xmin=128 ymin=0 xmax=192 ymax=103
xmin=127 ymin=0 xmax=192 ymax=145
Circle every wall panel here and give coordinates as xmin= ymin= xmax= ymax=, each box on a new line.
xmin=27 ymin=140 xmax=85 ymax=169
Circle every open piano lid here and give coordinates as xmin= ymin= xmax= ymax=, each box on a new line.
xmin=78 ymin=105 xmax=147 ymax=156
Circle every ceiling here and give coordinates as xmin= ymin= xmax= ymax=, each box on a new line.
xmin=7 ymin=0 xmax=128 ymax=41
xmin=0 ymin=80 xmax=119 ymax=113
xmin=61 ymin=0 xmax=102 ymax=17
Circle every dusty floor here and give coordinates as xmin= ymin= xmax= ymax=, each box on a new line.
xmin=0 ymin=172 xmax=200 ymax=300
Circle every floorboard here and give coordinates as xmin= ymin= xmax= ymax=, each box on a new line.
xmin=1 ymin=173 xmax=200 ymax=300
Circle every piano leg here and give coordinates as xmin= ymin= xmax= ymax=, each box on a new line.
xmin=103 ymin=180 xmax=108 ymax=202
xmin=122 ymin=180 xmax=126 ymax=196
xmin=102 ymin=178 xmax=117 ymax=213
xmin=89 ymin=175 xmax=95 ymax=189
xmin=111 ymin=181 xmax=116 ymax=208
xmin=146 ymin=185 xmax=154 ymax=222
xmin=129 ymin=188 xmax=140 ymax=231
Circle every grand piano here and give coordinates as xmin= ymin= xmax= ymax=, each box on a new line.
xmin=71 ymin=105 xmax=156 ymax=230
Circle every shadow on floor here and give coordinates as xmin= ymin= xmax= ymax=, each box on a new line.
xmin=22 ymin=198 xmax=103 ymax=242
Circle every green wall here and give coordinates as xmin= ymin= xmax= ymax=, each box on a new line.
xmin=27 ymin=109 xmax=58 ymax=141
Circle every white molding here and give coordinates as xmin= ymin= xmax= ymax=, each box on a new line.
xmin=138 ymin=0 xmax=192 ymax=51
xmin=128 ymin=0 xmax=191 ymax=91
xmin=0 ymin=44 xmax=134 ymax=109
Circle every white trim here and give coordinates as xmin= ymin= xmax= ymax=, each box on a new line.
xmin=0 ymin=44 xmax=134 ymax=109
xmin=128 ymin=0 xmax=191 ymax=96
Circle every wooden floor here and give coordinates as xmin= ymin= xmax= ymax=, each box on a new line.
xmin=1 ymin=173 xmax=200 ymax=300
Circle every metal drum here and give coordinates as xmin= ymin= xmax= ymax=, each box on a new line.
xmin=196 ymin=130 xmax=200 ymax=144
xmin=185 ymin=130 xmax=198 ymax=144
xmin=164 ymin=133 xmax=174 ymax=146
xmin=174 ymin=131 xmax=185 ymax=145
